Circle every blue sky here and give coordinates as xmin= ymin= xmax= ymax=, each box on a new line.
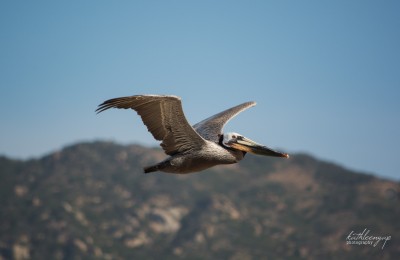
xmin=1 ymin=1 xmax=399 ymax=180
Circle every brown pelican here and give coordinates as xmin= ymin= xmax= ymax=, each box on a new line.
xmin=96 ymin=95 xmax=288 ymax=174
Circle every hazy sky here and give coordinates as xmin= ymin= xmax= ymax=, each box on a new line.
xmin=1 ymin=1 xmax=399 ymax=180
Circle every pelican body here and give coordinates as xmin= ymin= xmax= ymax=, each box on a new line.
xmin=96 ymin=95 xmax=288 ymax=174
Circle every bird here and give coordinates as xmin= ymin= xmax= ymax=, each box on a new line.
xmin=96 ymin=95 xmax=289 ymax=174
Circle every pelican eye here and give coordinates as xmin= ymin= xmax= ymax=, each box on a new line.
xmin=232 ymin=135 xmax=237 ymax=139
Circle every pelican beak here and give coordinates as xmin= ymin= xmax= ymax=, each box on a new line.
xmin=229 ymin=136 xmax=289 ymax=158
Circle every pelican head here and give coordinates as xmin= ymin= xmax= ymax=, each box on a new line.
xmin=222 ymin=132 xmax=289 ymax=158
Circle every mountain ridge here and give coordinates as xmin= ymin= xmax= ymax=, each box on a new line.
xmin=1 ymin=141 xmax=399 ymax=259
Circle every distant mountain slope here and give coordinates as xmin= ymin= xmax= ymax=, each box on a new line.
xmin=0 ymin=141 xmax=399 ymax=259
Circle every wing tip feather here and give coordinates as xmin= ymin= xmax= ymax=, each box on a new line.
xmin=96 ymin=94 xmax=182 ymax=114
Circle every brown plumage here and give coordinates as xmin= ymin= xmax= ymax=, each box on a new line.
xmin=97 ymin=94 xmax=288 ymax=174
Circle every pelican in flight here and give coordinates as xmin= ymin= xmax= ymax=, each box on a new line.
xmin=96 ymin=95 xmax=288 ymax=174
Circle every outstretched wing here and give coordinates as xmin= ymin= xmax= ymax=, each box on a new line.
xmin=96 ymin=95 xmax=207 ymax=155
xmin=193 ymin=101 xmax=256 ymax=142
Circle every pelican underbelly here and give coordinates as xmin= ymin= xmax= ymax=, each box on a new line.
xmin=161 ymin=142 xmax=242 ymax=174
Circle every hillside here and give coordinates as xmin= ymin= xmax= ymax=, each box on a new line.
xmin=0 ymin=141 xmax=399 ymax=259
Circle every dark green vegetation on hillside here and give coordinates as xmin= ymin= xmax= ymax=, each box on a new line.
xmin=1 ymin=142 xmax=399 ymax=259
